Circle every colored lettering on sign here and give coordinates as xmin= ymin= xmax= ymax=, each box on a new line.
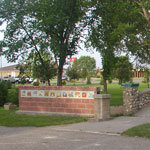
xmin=21 ymin=90 xmax=94 ymax=99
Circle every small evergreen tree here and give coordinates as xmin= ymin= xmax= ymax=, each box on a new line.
xmin=113 ymin=56 xmax=133 ymax=84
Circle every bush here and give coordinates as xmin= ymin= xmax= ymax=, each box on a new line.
xmin=7 ymin=87 xmax=19 ymax=105
xmin=0 ymin=81 xmax=11 ymax=106
xmin=62 ymin=80 xmax=66 ymax=85
xmin=108 ymin=79 xmax=112 ymax=84
xmin=20 ymin=77 xmax=27 ymax=84
xmin=100 ymin=78 xmax=104 ymax=85
xmin=5 ymin=81 xmax=12 ymax=89
xmin=33 ymin=81 xmax=39 ymax=86
xmin=96 ymin=75 xmax=101 ymax=78
xmin=86 ymin=77 xmax=91 ymax=84
xmin=142 ymin=77 xmax=147 ymax=83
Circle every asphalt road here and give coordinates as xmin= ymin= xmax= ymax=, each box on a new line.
xmin=0 ymin=125 xmax=150 ymax=150
xmin=1 ymin=104 xmax=150 ymax=150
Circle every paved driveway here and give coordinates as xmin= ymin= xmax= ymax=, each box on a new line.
xmin=0 ymin=125 xmax=150 ymax=150
xmin=1 ymin=114 xmax=150 ymax=150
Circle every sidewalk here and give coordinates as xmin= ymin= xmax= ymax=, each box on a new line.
xmin=51 ymin=116 xmax=150 ymax=134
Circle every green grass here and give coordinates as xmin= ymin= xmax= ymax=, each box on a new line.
xmin=138 ymin=82 xmax=149 ymax=91
xmin=0 ymin=108 xmax=87 ymax=127
xmin=108 ymin=83 xmax=149 ymax=106
xmin=67 ymin=82 xmax=149 ymax=106
xmin=67 ymin=83 xmax=123 ymax=106
xmin=107 ymin=83 xmax=123 ymax=106
xmin=122 ymin=123 xmax=150 ymax=138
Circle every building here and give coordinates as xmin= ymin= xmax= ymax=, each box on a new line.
xmin=0 ymin=65 xmax=19 ymax=78
xmin=97 ymin=68 xmax=146 ymax=78
xmin=133 ymin=68 xmax=146 ymax=78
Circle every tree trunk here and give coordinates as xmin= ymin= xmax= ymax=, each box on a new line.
xmin=48 ymin=79 xmax=51 ymax=86
xmin=57 ymin=55 xmax=66 ymax=86
xmin=103 ymin=79 xmax=107 ymax=94
xmin=86 ymin=76 xmax=91 ymax=84
xmin=57 ymin=67 xmax=63 ymax=86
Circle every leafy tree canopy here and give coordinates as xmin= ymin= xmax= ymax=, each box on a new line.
xmin=72 ymin=56 xmax=96 ymax=84
xmin=87 ymin=0 xmax=146 ymax=92
xmin=66 ymin=67 xmax=80 ymax=81
xmin=0 ymin=0 xmax=88 ymax=85
xmin=32 ymin=52 xmax=57 ymax=85
xmin=17 ymin=51 xmax=57 ymax=85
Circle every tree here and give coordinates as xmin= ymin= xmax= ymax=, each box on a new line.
xmin=66 ymin=67 xmax=80 ymax=85
xmin=143 ymin=68 xmax=150 ymax=88
xmin=30 ymin=0 xmax=88 ymax=85
xmin=32 ymin=52 xmax=57 ymax=85
xmin=0 ymin=0 xmax=88 ymax=86
xmin=72 ymin=56 xmax=96 ymax=84
xmin=87 ymin=0 xmax=143 ymax=93
xmin=113 ymin=56 xmax=133 ymax=84
xmin=123 ymin=0 xmax=150 ymax=65
xmin=0 ymin=0 xmax=55 ymax=85
xmin=17 ymin=51 xmax=57 ymax=85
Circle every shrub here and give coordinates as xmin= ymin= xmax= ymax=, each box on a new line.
xmin=142 ymin=77 xmax=147 ymax=83
xmin=100 ymin=78 xmax=104 ymax=85
xmin=96 ymin=75 xmax=101 ymax=78
xmin=86 ymin=77 xmax=91 ymax=84
xmin=20 ymin=77 xmax=27 ymax=84
xmin=62 ymin=80 xmax=66 ymax=85
xmin=33 ymin=81 xmax=39 ymax=86
xmin=0 ymin=81 xmax=10 ymax=106
xmin=7 ymin=87 xmax=19 ymax=105
xmin=5 ymin=81 xmax=12 ymax=89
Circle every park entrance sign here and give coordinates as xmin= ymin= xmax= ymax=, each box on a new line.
xmin=18 ymin=86 xmax=110 ymax=120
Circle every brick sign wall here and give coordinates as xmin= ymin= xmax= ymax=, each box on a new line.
xmin=19 ymin=86 xmax=100 ymax=116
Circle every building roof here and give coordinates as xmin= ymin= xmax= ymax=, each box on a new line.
xmin=0 ymin=65 xmax=19 ymax=72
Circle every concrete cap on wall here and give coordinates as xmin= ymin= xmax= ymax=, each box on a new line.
xmin=94 ymin=94 xmax=111 ymax=99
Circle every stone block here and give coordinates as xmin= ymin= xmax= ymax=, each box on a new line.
xmin=4 ymin=104 xmax=17 ymax=110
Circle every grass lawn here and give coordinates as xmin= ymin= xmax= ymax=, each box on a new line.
xmin=0 ymin=108 xmax=87 ymax=127
xmin=66 ymin=83 xmax=123 ymax=106
xmin=107 ymin=83 xmax=123 ymax=106
xmin=138 ymin=82 xmax=149 ymax=91
xmin=122 ymin=123 xmax=150 ymax=138
xmin=107 ymin=82 xmax=149 ymax=106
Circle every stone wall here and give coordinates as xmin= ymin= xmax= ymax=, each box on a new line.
xmin=123 ymin=84 xmax=150 ymax=115
xmin=138 ymin=89 xmax=150 ymax=109
xmin=123 ymin=85 xmax=139 ymax=114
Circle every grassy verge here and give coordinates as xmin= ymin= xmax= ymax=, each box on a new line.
xmin=0 ymin=108 xmax=87 ymax=127
xmin=122 ymin=123 xmax=150 ymax=138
